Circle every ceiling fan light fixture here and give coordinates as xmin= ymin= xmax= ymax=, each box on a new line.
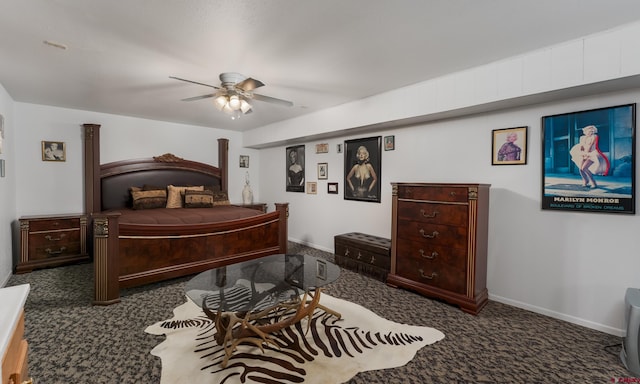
xmin=228 ymin=94 xmax=241 ymax=110
xmin=213 ymin=95 xmax=227 ymax=110
xmin=240 ymin=99 xmax=252 ymax=114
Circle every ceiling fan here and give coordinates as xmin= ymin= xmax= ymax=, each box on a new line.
xmin=170 ymin=73 xmax=293 ymax=119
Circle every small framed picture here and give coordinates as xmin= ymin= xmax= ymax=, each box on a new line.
xmin=239 ymin=155 xmax=250 ymax=168
xmin=42 ymin=141 xmax=66 ymax=161
xmin=317 ymin=163 xmax=328 ymax=179
xmin=336 ymin=144 xmax=343 ymax=153
xmin=307 ymin=181 xmax=317 ymax=194
xmin=492 ymin=127 xmax=527 ymax=165
xmin=316 ymin=259 xmax=327 ymax=280
xmin=315 ymin=143 xmax=329 ymax=153
xmin=384 ymin=135 xmax=395 ymax=151
xmin=328 ymin=182 xmax=338 ymax=194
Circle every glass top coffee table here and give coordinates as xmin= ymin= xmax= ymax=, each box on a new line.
xmin=185 ymin=254 xmax=341 ymax=367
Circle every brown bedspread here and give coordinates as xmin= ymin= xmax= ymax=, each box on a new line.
xmin=106 ymin=206 xmax=263 ymax=225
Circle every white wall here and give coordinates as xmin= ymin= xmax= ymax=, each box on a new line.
xmin=13 ymin=103 xmax=261 ymax=217
xmin=0 ymin=85 xmax=16 ymax=286
xmin=257 ymin=88 xmax=640 ymax=336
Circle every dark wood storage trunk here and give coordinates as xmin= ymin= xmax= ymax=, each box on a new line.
xmin=334 ymin=232 xmax=391 ymax=282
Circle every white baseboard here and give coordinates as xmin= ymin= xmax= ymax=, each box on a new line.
xmin=489 ymin=293 xmax=624 ymax=337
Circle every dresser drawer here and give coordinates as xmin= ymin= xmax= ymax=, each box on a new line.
xmin=397 ymin=201 xmax=468 ymax=226
xmin=28 ymin=217 xmax=79 ymax=232
xmin=397 ymin=185 xmax=469 ymax=202
xmin=396 ymin=239 xmax=467 ymax=270
xmin=395 ymin=255 xmax=467 ymax=294
xmin=29 ymin=236 xmax=81 ymax=261
xmin=397 ymin=220 xmax=468 ymax=248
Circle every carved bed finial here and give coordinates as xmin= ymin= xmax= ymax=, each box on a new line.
xmin=153 ymin=153 xmax=184 ymax=162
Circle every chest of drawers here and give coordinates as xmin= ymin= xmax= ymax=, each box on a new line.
xmin=16 ymin=214 xmax=89 ymax=274
xmin=387 ymin=183 xmax=490 ymax=315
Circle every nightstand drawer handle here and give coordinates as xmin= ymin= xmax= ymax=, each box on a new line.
xmin=45 ymin=246 xmax=66 ymax=255
xmin=45 ymin=233 xmax=66 ymax=241
xmin=420 ymin=209 xmax=438 ymax=218
xmin=370 ymin=256 xmax=376 ymax=264
xmin=419 ymin=249 xmax=437 ymax=259
xmin=357 ymin=252 xmax=362 ymax=260
xmin=419 ymin=269 xmax=438 ymax=280
xmin=419 ymin=229 xmax=439 ymax=239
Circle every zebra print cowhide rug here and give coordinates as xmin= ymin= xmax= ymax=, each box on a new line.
xmin=146 ymin=294 xmax=444 ymax=383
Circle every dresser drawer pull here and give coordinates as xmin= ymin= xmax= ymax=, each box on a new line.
xmin=420 ymin=209 xmax=439 ymax=218
xmin=344 ymin=249 xmax=350 ymax=257
xmin=45 ymin=233 xmax=67 ymax=241
xmin=419 ymin=269 xmax=438 ymax=280
xmin=419 ymin=229 xmax=439 ymax=239
xmin=450 ymin=191 xmax=457 ymax=197
xmin=45 ymin=246 xmax=67 ymax=255
xmin=419 ymin=249 xmax=438 ymax=259
xmin=370 ymin=256 xmax=376 ymax=264
xmin=357 ymin=252 xmax=362 ymax=260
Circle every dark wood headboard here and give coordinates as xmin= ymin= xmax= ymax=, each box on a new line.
xmin=82 ymin=124 xmax=229 ymax=214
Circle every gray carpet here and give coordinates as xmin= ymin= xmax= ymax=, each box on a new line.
xmin=6 ymin=242 xmax=631 ymax=383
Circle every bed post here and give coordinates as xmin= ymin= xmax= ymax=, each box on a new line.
xmin=92 ymin=212 xmax=121 ymax=305
xmin=83 ymin=124 xmax=101 ymax=215
xmin=275 ymin=203 xmax=289 ymax=253
xmin=218 ymin=138 xmax=229 ymax=193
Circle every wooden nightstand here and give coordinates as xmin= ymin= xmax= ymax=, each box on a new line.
xmin=232 ymin=203 xmax=268 ymax=213
xmin=16 ymin=214 xmax=89 ymax=274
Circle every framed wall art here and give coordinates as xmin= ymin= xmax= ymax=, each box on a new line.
xmin=42 ymin=141 xmax=66 ymax=161
xmin=384 ymin=135 xmax=395 ymax=151
xmin=306 ymin=181 xmax=317 ymax=194
xmin=492 ymin=126 xmax=527 ymax=165
xmin=344 ymin=136 xmax=381 ymax=203
xmin=286 ymin=145 xmax=305 ymax=192
xmin=542 ymin=103 xmax=636 ymax=214
xmin=239 ymin=155 xmax=249 ymax=168
xmin=317 ymin=163 xmax=328 ymax=179
xmin=315 ymin=143 xmax=329 ymax=153
xmin=328 ymin=182 xmax=338 ymax=194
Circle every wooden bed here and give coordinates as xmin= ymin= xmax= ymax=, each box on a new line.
xmin=82 ymin=124 xmax=288 ymax=305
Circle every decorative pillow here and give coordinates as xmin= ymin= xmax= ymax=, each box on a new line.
xmin=166 ymin=185 xmax=204 ymax=208
xmin=131 ymin=189 xmax=167 ymax=210
xmin=212 ymin=191 xmax=231 ymax=206
xmin=184 ymin=189 xmax=215 ymax=208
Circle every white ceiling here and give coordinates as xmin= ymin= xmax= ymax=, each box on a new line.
xmin=2 ymin=0 xmax=640 ymax=132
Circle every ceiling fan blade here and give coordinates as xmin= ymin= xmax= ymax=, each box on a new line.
xmin=169 ymin=76 xmax=220 ymax=89
xmin=236 ymin=77 xmax=265 ymax=91
xmin=181 ymin=93 xmax=216 ymax=102
xmin=252 ymin=93 xmax=294 ymax=107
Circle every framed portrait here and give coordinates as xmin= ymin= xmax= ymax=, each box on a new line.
xmin=316 ymin=259 xmax=327 ymax=280
xmin=42 ymin=141 xmax=66 ymax=161
xmin=315 ymin=143 xmax=329 ymax=153
xmin=306 ymin=181 xmax=317 ymax=194
xmin=336 ymin=143 xmax=343 ymax=153
xmin=542 ymin=103 xmax=636 ymax=214
xmin=328 ymin=182 xmax=338 ymax=194
xmin=239 ymin=155 xmax=249 ymax=168
xmin=384 ymin=135 xmax=395 ymax=151
xmin=492 ymin=126 xmax=527 ymax=165
xmin=317 ymin=163 xmax=328 ymax=179
xmin=286 ymin=145 xmax=305 ymax=192
xmin=344 ymin=136 xmax=382 ymax=203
